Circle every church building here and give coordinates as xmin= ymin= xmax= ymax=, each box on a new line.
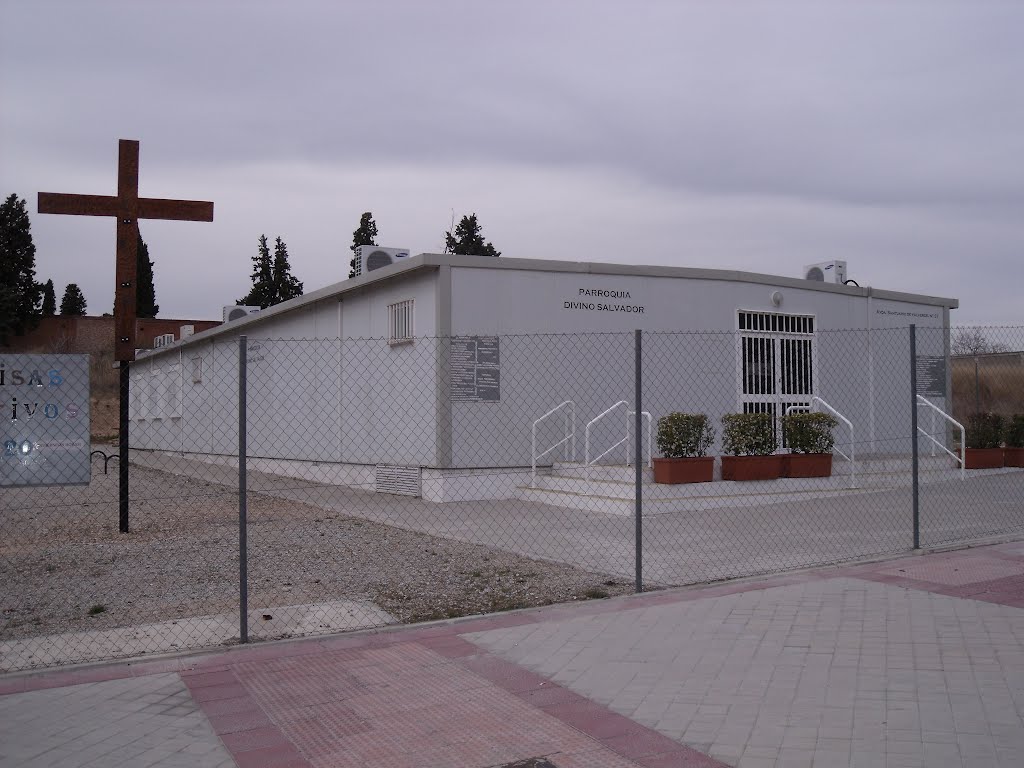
xmin=129 ymin=253 xmax=957 ymax=500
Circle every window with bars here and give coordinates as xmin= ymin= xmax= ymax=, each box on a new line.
xmin=388 ymin=299 xmax=414 ymax=345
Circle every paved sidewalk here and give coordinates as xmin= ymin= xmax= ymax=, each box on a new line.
xmin=3 ymin=540 xmax=1024 ymax=767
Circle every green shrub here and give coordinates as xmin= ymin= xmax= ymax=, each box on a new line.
xmin=782 ymin=412 xmax=838 ymax=454
xmin=1005 ymin=414 xmax=1024 ymax=449
xmin=966 ymin=412 xmax=1003 ymax=449
xmin=721 ymin=413 xmax=776 ymax=456
xmin=656 ymin=413 xmax=715 ymax=458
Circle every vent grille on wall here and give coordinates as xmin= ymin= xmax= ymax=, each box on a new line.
xmin=374 ymin=465 xmax=422 ymax=496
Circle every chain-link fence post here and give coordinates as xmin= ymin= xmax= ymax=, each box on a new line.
xmin=634 ymin=329 xmax=643 ymax=593
xmin=910 ymin=324 xmax=920 ymax=549
xmin=119 ymin=360 xmax=129 ymax=533
xmin=239 ymin=335 xmax=249 ymax=644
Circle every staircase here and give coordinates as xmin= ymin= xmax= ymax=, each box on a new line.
xmin=516 ymin=456 xmax=1020 ymax=516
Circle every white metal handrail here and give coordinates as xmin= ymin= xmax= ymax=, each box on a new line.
xmin=584 ymin=401 xmax=652 ymax=472
xmin=916 ymin=395 xmax=965 ymax=480
xmin=531 ymin=401 xmax=575 ymax=488
xmin=785 ymin=395 xmax=857 ymax=488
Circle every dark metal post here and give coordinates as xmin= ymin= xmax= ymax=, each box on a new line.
xmin=239 ymin=336 xmax=249 ymax=643
xmin=634 ymin=329 xmax=643 ymax=593
xmin=119 ymin=361 xmax=129 ymax=533
xmin=974 ymin=357 xmax=980 ymax=413
xmin=910 ymin=324 xmax=920 ymax=549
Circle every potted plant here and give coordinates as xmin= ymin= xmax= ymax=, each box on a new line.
xmin=781 ymin=412 xmax=838 ymax=478
xmin=1004 ymin=414 xmax=1024 ymax=468
xmin=720 ymin=412 xmax=781 ymax=481
xmin=653 ymin=413 xmax=715 ymax=483
xmin=964 ymin=412 xmax=1004 ymax=469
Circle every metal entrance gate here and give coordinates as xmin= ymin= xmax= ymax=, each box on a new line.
xmin=737 ymin=310 xmax=816 ymax=447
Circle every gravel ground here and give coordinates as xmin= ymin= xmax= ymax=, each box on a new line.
xmin=1 ymin=451 xmax=631 ymax=645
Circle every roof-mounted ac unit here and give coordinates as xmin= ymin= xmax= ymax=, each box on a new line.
xmin=223 ymin=305 xmax=261 ymax=323
xmin=803 ymin=260 xmax=848 ymax=284
xmin=180 ymin=324 xmax=195 ymax=338
xmin=352 ymin=245 xmax=410 ymax=277
xmin=153 ymin=333 xmax=175 ymax=349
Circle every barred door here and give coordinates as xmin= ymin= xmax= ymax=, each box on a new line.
xmin=738 ymin=311 xmax=816 ymax=448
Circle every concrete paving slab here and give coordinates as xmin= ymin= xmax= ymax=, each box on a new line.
xmin=0 ymin=673 xmax=233 ymax=768
xmin=3 ymin=541 xmax=1024 ymax=768
xmin=467 ymin=570 xmax=1024 ymax=767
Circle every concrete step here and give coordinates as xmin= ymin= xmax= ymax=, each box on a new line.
xmin=519 ymin=459 xmax=1021 ymax=515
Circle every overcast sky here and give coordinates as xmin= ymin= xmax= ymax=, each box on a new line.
xmin=2 ymin=1 xmax=1021 ymax=325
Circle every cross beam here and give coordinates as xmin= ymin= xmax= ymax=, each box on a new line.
xmin=39 ymin=139 xmax=214 ymax=361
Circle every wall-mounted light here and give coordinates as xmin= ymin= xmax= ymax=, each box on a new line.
xmin=771 ymin=291 xmax=783 ymax=307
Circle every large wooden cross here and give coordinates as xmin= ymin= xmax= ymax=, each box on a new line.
xmin=39 ymin=139 xmax=214 ymax=361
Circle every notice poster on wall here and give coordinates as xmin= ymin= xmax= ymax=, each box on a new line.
xmin=2 ymin=354 xmax=91 ymax=487
xmin=451 ymin=336 xmax=500 ymax=402
xmin=916 ymin=355 xmax=947 ymax=398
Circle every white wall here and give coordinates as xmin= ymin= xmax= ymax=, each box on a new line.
xmin=131 ymin=262 xmax=953 ymax=473
xmin=446 ymin=266 xmax=952 ymax=467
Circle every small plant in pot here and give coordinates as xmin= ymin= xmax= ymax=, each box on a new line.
xmin=964 ymin=412 xmax=1004 ymax=469
xmin=653 ymin=413 xmax=715 ymax=484
xmin=1003 ymin=414 xmax=1024 ymax=468
xmin=720 ymin=412 xmax=781 ymax=481
xmin=781 ymin=412 xmax=838 ymax=478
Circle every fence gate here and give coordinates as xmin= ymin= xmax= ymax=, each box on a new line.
xmin=737 ymin=310 xmax=816 ymax=447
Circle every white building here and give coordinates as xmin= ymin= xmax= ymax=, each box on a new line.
xmin=130 ymin=254 xmax=957 ymax=500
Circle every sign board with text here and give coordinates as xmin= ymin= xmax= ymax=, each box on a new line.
xmin=1 ymin=354 xmax=91 ymax=486
xmin=451 ymin=337 xmax=500 ymax=402
xmin=916 ymin=355 xmax=947 ymax=398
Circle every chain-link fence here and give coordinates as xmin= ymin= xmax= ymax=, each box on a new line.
xmin=3 ymin=326 xmax=1022 ymax=671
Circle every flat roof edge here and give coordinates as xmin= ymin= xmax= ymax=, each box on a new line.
xmin=137 ymin=253 xmax=957 ymax=360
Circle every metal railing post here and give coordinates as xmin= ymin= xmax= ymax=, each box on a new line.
xmin=634 ymin=329 xmax=643 ymax=593
xmin=910 ymin=324 xmax=920 ymax=549
xmin=239 ymin=335 xmax=249 ymax=643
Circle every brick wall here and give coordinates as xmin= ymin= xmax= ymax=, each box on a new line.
xmin=4 ymin=316 xmax=220 ymax=354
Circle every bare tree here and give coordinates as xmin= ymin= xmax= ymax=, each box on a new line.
xmin=952 ymin=328 xmax=1009 ymax=356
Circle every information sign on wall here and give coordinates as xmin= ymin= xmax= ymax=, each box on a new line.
xmin=451 ymin=337 xmax=500 ymax=402
xmin=2 ymin=354 xmax=91 ymax=486
xmin=915 ymin=355 xmax=947 ymax=398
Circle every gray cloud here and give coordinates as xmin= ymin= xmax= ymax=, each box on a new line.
xmin=2 ymin=1 xmax=1022 ymax=324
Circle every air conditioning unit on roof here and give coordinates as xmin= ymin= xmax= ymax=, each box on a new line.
xmin=802 ymin=260 xmax=848 ymax=284
xmin=352 ymin=245 xmax=410 ymax=278
xmin=153 ymin=333 xmax=175 ymax=349
xmin=223 ymin=305 xmax=261 ymax=323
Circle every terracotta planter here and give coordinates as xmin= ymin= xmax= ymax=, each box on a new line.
xmin=782 ymin=453 xmax=833 ymax=478
xmin=964 ymin=447 xmax=1004 ymax=469
xmin=720 ymin=455 xmax=782 ymax=481
xmin=653 ymin=456 xmax=714 ymax=484
xmin=1002 ymin=447 xmax=1024 ymax=468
